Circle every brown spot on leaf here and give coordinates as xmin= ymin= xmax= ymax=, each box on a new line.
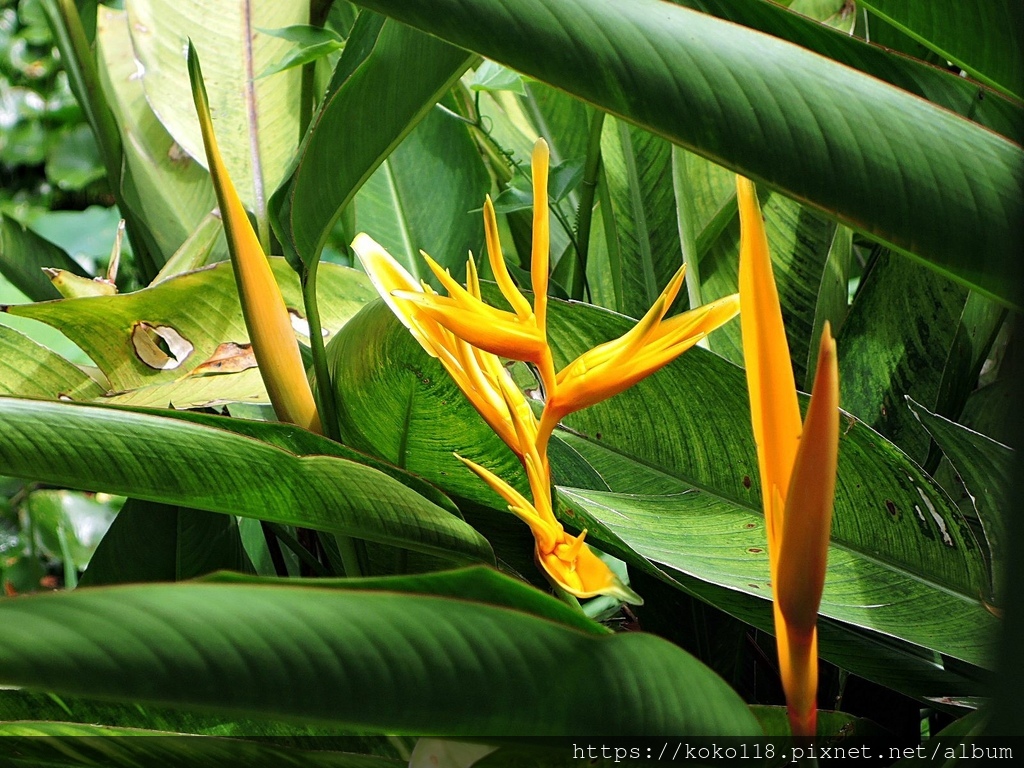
xmin=190 ymin=342 xmax=257 ymax=377
xmin=131 ymin=322 xmax=194 ymax=370
xmin=742 ymin=475 xmax=751 ymax=489
xmin=885 ymin=499 xmax=898 ymax=516
xmin=747 ymin=547 xmax=763 ymax=554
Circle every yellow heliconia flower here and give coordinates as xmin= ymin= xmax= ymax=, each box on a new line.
xmin=188 ymin=45 xmax=320 ymax=433
xmin=355 ymin=137 xmax=739 ymax=603
xmin=737 ymin=175 xmax=840 ymax=738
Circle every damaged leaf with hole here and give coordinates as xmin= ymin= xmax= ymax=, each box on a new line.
xmin=131 ymin=323 xmax=194 ymax=370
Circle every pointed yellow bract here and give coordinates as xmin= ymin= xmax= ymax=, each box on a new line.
xmin=355 ymin=137 xmax=739 ymax=602
xmin=188 ymin=45 xmax=319 ymax=433
xmin=737 ymin=175 xmax=840 ymax=738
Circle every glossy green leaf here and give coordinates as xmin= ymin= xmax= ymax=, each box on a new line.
xmin=24 ymin=489 xmax=117 ymax=573
xmin=0 ymin=722 xmax=402 ymax=768
xmin=96 ymin=5 xmax=220 ymax=265
xmin=347 ymin=0 xmax=1024 ymax=309
xmin=0 ymin=576 xmax=761 ymax=735
xmin=353 ymin=102 xmax=489 ymax=286
xmin=838 ymin=252 xmax=969 ymax=464
xmin=859 ymin=0 xmax=1024 ymax=100
xmin=672 ymin=0 xmax=1023 ymax=143
xmin=125 ymin=0 xmax=305 ymax=218
xmin=80 ymin=499 xmax=253 ymax=586
xmin=6 ymin=259 xmax=375 ymax=407
xmin=908 ymin=398 xmax=1014 ymax=598
xmin=0 ymin=324 xmax=102 ymax=399
xmin=0 ymin=689 xmax=395 ymax=751
xmin=0 ymin=397 xmax=491 ymax=564
xmin=0 ymin=213 xmax=88 ymax=302
xmin=560 ymin=485 xmax=994 ymax=668
xmin=599 ymin=118 xmax=684 ymax=320
xmin=273 ymin=13 xmax=474 ymax=267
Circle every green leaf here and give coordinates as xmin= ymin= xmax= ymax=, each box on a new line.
xmin=0 ymin=689 xmax=396 ymax=751
xmin=907 ymin=398 xmax=1014 ymax=599
xmin=125 ymin=0 xmax=305 ymax=217
xmin=837 ymin=252 xmax=969 ymax=463
xmin=0 ymin=213 xmax=89 ymax=302
xmin=5 ymin=259 xmax=375 ymax=407
xmin=859 ymin=0 xmax=1024 ymax=100
xmin=0 ymin=397 xmax=492 ymax=564
xmin=673 ymin=0 xmax=1023 ymax=143
xmin=471 ymin=60 xmax=526 ymax=95
xmin=25 ymin=489 xmax=118 ymax=572
xmin=0 ymin=324 xmax=102 ymax=399
xmin=353 ymin=101 xmax=489 ymax=286
xmin=0 ymin=575 xmax=761 ymax=735
xmin=44 ymin=123 xmax=105 ymax=191
xmin=257 ymin=25 xmax=346 ymax=78
xmin=599 ymin=118 xmax=683 ymax=319
xmin=79 ymin=499 xmax=253 ymax=586
xmin=0 ymin=722 xmax=403 ymax=768
xmin=272 ymin=12 xmax=474 ymax=268
xmin=96 ymin=5 xmax=220 ymax=265
xmin=561 ymin=484 xmax=994 ymax=669
xmin=346 ymin=0 xmax=1024 ymax=308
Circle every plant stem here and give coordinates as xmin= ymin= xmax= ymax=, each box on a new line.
xmin=300 ymin=247 xmax=365 ymax=578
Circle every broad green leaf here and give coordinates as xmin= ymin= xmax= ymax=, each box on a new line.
xmin=328 ymin=298 xmax=993 ymax=669
xmin=273 ymin=13 xmax=474 ymax=268
xmin=561 ymin=485 xmax=995 ymax=669
xmin=6 ymin=259 xmax=375 ymax=406
xmin=354 ymin=102 xmax=489 ymax=286
xmin=908 ymin=398 xmax=1014 ymax=599
xmin=600 ymin=118 xmax=684 ymax=320
xmin=859 ymin=0 xmax=1024 ymax=101
xmin=0 ymin=577 xmax=761 ymax=735
xmin=0 ymin=324 xmax=102 ymax=399
xmin=837 ymin=252 xmax=969 ymax=464
xmin=0 ymin=397 xmax=492 ymax=564
xmin=0 ymin=689 xmax=396 ymax=752
xmin=0 ymin=213 xmax=88 ymax=302
xmin=674 ymin=0 xmax=1024 ymax=143
xmin=80 ymin=499 xmax=253 ymax=586
xmin=347 ymin=0 xmax=1024 ymax=309
xmin=96 ymin=5 xmax=220 ymax=265
xmin=0 ymin=722 xmax=402 ymax=768
xmin=125 ymin=0 xmax=305 ymax=218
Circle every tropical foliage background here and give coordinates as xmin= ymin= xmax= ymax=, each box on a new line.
xmin=0 ymin=0 xmax=1021 ymax=764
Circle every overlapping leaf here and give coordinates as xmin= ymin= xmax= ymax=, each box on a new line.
xmin=0 ymin=571 xmax=760 ymax=736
